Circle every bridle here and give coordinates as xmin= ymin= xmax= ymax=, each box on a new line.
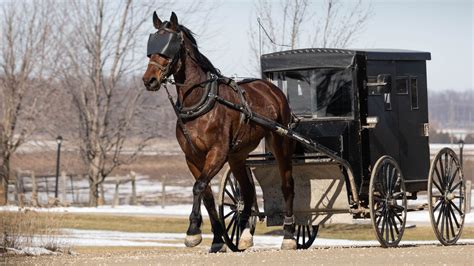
xmin=147 ymin=25 xmax=184 ymax=84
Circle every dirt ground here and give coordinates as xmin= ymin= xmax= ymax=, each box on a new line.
xmin=4 ymin=244 xmax=474 ymax=265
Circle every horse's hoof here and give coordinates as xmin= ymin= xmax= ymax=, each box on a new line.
xmin=184 ymin=234 xmax=202 ymax=247
xmin=209 ymin=243 xmax=227 ymax=253
xmin=237 ymin=228 xmax=254 ymax=250
xmin=280 ymin=238 xmax=297 ymax=250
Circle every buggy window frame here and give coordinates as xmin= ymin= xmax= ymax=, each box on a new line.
xmin=410 ymin=77 xmax=419 ymax=110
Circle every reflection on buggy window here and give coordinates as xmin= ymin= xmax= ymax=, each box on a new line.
xmin=268 ymin=69 xmax=353 ymax=118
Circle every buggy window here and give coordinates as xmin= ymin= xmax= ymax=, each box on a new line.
xmin=410 ymin=77 xmax=419 ymax=109
xmin=396 ymin=76 xmax=408 ymax=94
xmin=267 ymin=68 xmax=354 ymax=118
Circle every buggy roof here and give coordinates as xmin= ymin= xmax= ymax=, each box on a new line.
xmin=260 ymin=48 xmax=431 ymax=72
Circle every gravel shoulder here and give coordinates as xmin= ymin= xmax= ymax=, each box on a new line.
xmin=5 ymin=244 xmax=474 ymax=265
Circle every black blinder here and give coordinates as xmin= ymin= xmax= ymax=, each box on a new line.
xmin=147 ymin=31 xmax=182 ymax=58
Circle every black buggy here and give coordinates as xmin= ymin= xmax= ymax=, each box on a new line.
xmin=216 ymin=48 xmax=468 ymax=250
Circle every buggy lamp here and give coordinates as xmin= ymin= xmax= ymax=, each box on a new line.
xmin=363 ymin=117 xmax=379 ymax=129
xmin=56 ymin=136 xmax=63 ymax=144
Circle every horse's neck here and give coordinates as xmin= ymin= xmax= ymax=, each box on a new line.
xmin=173 ymin=52 xmax=208 ymax=108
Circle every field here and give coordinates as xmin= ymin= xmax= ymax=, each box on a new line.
xmin=4 ymin=142 xmax=474 ymax=265
xmin=2 ymin=212 xmax=474 ymax=265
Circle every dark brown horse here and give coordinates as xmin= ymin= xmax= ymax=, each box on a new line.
xmin=142 ymin=12 xmax=296 ymax=252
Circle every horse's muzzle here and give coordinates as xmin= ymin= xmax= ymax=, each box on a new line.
xmin=144 ymin=77 xmax=161 ymax=91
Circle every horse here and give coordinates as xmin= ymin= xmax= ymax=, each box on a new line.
xmin=142 ymin=12 xmax=296 ymax=252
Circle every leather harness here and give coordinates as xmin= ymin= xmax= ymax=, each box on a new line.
xmin=148 ymin=24 xmax=255 ymax=152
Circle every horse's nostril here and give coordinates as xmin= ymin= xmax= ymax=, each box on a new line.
xmin=149 ymin=77 xmax=157 ymax=85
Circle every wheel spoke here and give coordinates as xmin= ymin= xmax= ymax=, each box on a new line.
xmin=449 ymin=180 xmax=462 ymax=193
xmin=447 ymin=204 xmax=456 ymax=239
xmin=444 ymin=205 xmax=449 ymax=240
xmin=446 ymin=156 xmax=454 ymax=183
xmin=225 ymin=189 xmax=237 ymax=203
xmin=433 ymin=199 xmax=443 ymax=212
xmin=440 ymin=203 xmax=446 ymax=237
xmin=230 ymin=216 xmax=238 ymax=242
xmin=390 ymin=168 xmax=397 ymax=194
xmin=436 ymin=202 xmax=445 ymax=225
xmin=388 ymin=211 xmax=395 ymax=242
xmin=301 ymin=223 xmax=306 ymax=243
xmin=226 ymin=215 xmax=236 ymax=233
xmin=376 ymin=207 xmax=384 ymax=227
xmin=296 ymin=226 xmax=301 ymax=243
xmin=389 ymin=210 xmax=400 ymax=235
xmin=437 ymin=159 xmax=446 ymax=188
xmin=432 ymin=180 xmax=444 ymax=194
xmin=392 ymin=208 xmax=403 ymax=224
xmin=236 ymin=220 xmax=240 ymax=246
xmin=392 ymin=191 xmax=404 ymax=199
xmin=224 ymin=210 xmax=236 ymax=219
xmin=392 ymin=204 xmax=405 ymax=213
xmin=448 ymin=203 xmax=460 ymax=228
xmin=448 ymin=200 xmax=464 ymax=216
xmin=227 ymin=177 xmax=238 ymax=199
xmin=448 ymin=168 xmax=459 ymax=191
xmin=384 ymin=210 xmax=389 ymax=242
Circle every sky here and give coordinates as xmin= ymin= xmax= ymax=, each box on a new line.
xmin=168 ymin=0 xmax=473 ymax=91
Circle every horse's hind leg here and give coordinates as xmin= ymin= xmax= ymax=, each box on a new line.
xmin=267 ymin=133 xmax=297 ymax=250
xmin=228 ymin=158 xmax=256 ymax=250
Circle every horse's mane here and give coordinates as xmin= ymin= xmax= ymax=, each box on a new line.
xmin=177 ymin=25 xmax=222 ymax=77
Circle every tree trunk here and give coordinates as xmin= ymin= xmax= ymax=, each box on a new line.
xmin=0 ymin=154 xmax=11 ymax=206
xmin=88 ymin=158 xmax=101 ymax=207
xmin=89 ymin=180 xmax=99 ymax=207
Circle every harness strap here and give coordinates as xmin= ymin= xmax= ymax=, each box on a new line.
xmin=163 ymin=84 xmax=198 ymax=155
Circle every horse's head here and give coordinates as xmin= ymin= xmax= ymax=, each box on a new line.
xmin=143 ymin=12 xmax=183 ymax=91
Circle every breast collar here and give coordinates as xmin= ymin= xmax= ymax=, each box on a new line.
xmin=174 ymin=72 xmax=219 ymax=120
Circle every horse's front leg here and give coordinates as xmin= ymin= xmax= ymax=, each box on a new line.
xmin=184 ymin=148 xmax=227 ymax=248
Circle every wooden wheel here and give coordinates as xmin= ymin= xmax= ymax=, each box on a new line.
xmin=217 ymin=168 xmax=257 ymax=252
xmin=295 ymin=225 xmax=318 ymax=249
xmin=369 ymin=156 xmax=407 ymax=248
xmin=428 ymin=148 xmax=466 ymax=245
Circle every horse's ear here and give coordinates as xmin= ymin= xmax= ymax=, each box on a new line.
xmin=153 ymin=11 xmax=162 ymax=29
xmin=169 ymin=12 xmax=179 ymax=30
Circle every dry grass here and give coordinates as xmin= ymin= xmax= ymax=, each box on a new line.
xmin=0 ymin=210 xmax=65 ymax=253
xmin=8 ymin=212 xmax=473 ymax=242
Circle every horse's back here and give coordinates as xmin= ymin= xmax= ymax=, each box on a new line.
xmin=239 ymin=79 xmax=292 ymax=124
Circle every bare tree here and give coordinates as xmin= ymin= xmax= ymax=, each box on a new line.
xmin=53 ymin=0 xmax=153 ymax=206
xmin=0 ymin=1 xmax=56 ymax=205
xmin=250 ymin=0 xmax=371 ymax=71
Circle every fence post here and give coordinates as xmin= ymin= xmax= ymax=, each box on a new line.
xmin=60 ymin=171 xmax=67 ymax=203
xmin=31 ymin=171 xmax=39 ymax=207
xmin=112 ymin=178 xmax=120 ymax=208
xmin=16 ymin=171 xmax=24 ymax=207
xmin=130 ymin=171 xmax=137 ymax=205
xmin=466 ymin=180 xmax=472 ymax=214
xmin=161 ymin=176 xmax=166 ymax=208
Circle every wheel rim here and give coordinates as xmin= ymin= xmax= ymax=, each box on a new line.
xmin=295 ymin=225 xmax=318 ymax=249
xmin=428 ymin=148 xmax=465 ymax=245
xmin=218 ymin=169 xmax=256 ymax=251
xmin=369 ymin=156 xmax=407 ymax=248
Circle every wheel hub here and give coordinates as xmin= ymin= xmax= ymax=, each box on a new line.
xmin=445 ymin=192 xmax=455 ymax=201
xmin=236 ymin=200 xmax=245 ymax=212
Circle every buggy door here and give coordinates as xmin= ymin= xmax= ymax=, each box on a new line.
xmin=394 ymin=61 xmax=430 ymax=185
xmin=366 ymin=61 xmax=400 ymax=166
